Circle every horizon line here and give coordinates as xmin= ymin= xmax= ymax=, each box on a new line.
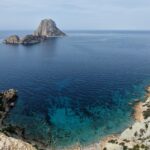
xmin=1 ymin=29 xmax=150 ymax=31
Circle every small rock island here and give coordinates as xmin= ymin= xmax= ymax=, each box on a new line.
xmin=4 ymin=19 xmax=66 ymax=45
xmin=34 ymin=19 xmax=65 ymax=37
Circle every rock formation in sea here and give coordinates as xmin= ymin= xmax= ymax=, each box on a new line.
xmin=4 ymin=18 xmax=65 ymax=45
xmin=4 ymin=35 xmax=20 ymax=44
xmin=34 ymin=19 xmax=65 ymax=37
xmin=21 ymin=35 xmax=47 ymax=45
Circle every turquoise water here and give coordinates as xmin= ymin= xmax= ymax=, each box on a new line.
xmin=0 ymin=31 xmax=150 ymax=148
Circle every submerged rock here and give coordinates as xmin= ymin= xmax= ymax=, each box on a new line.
xmin=21 ymin=35 xmax=47 ymax=45
xmin=4 ymin=35 xmax=20 ymax=44
xmin=34 ymin=19 xmax=65 ymax=37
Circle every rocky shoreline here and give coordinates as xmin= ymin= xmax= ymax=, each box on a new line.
xmin=0 ymin=89 xmax=51 ymax=150
xmin=4 ymin=19 xmax=65 ymax=45
xmin=70 ymin=86 xmax=150 ymax=150
xmin=59 ymin=86 xmax=150 ymax=150
xmin=1 ymin=86 xmax=150 ymax=150
xmin=0 ymin=89 xmax=17 ymax=126
xmin=0 ymin=89 xmax=35 ymax=150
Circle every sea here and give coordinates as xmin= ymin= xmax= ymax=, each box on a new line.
xmin=0 ymin=30 xmax=150 ymax=149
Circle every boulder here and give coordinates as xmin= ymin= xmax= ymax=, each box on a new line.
xmin=34 ymin=19 xmax=65 ymax=37
xmin=4 ymin=35 xmax=20 ymax=44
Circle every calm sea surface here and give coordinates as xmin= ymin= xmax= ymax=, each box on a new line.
xmin=0 ymin=31 xmax=150 ymax=148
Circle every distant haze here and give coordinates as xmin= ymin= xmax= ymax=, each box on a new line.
xmin=1 ymin=0 xmax=150 ymax=30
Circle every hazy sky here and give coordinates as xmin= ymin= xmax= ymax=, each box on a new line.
xmin=1 ymin=0 xmax=150 ymax=30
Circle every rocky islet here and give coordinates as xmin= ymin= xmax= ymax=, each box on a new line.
xmin=4 ymin=19 xmax=66 ymax=45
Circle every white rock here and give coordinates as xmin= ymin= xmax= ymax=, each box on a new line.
xmin=0 ymin=133 xmax=36 ymax=150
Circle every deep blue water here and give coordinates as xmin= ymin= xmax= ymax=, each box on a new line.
xmin=0 ymin=30 xmax=150 ymax=148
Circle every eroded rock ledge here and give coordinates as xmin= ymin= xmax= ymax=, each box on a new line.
xmin=4 ymin=19 xmax=66 ymax=45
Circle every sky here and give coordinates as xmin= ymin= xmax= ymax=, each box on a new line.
xmin=0 ymin=0 xmax=150 ymax=30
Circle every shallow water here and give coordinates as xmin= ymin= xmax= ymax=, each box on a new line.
xmin=0 ymin=30 xmax=150 ymax=148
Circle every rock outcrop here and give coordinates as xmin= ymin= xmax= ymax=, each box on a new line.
xmin=0 ymin=133 xmax=36 ymax=150
xmin=4 ymin=18 xmax=65 ymax=45
xmin=4 ymin=35 xmax=20 ymax=44
xmin=34 ymin=19 xmax=65 ymax=37
xmin=0 ymin=89 xmax=37 ymax=150
xmin=21 ymin=35 xmax=47 ymax=45
xmin=0 ymin=89 xmax=17 ymax=125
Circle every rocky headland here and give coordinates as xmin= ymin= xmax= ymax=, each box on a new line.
xmin=4 ymin=19 xmax=66 ymax=45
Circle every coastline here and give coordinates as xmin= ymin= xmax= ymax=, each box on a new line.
xmin=1 ymin=86 xmax=150 ymax=150
xmin=63 ymin=86 xmax=150 ymax=150
xmin=0 ymin=89 xmax=36 ymax=150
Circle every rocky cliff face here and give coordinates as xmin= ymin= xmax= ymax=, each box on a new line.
xmin=34 ymin=19 xmax=65 ymax=37
xmin=0 ymin=133 xmax=36 ymax=150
